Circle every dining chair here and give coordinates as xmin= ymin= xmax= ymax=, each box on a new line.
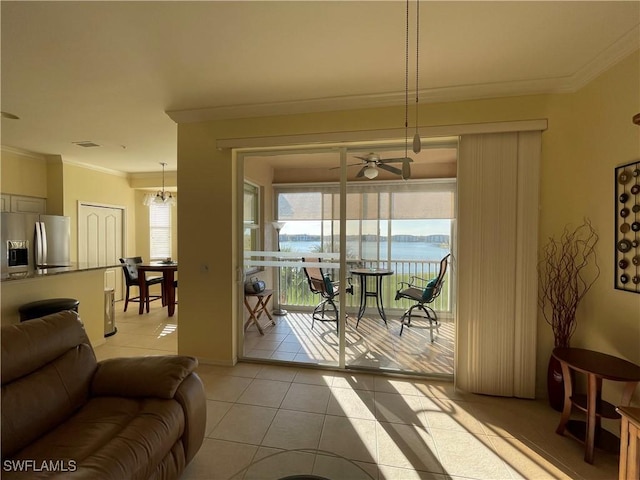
xmin=119 ymin=257 xmax=165 ymax=313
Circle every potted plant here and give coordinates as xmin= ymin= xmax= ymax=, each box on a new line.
xmin=538 ymin=219 xmax=600 ymax=411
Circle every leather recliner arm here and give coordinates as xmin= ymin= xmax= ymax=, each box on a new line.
xmin=173 ymin=373 xmax=207 ymax=464
xmin=91 ymin=355 xmax=198 ymax=399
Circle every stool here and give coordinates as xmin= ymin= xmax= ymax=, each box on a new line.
xmin=244 ymin=289 xmax=275 ymax=335
xmin=19 ymin=298 xmax=80 ymax=322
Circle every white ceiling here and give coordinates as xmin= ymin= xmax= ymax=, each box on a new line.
xmin=1 ymin=1 xmax=638 ymax=174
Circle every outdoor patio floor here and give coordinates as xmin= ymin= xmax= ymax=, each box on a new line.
xmin=243 ymin=310 xmax=455 ymax=377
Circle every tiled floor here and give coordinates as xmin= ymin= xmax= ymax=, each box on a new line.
xmin=94 ymin=302 xmax=620 ymax=480
xmin=244 ymin=310 xmax=455 ymax=376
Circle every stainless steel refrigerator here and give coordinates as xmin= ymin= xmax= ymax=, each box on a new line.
xmin=1 ymin=212 xmax=71 ymax=274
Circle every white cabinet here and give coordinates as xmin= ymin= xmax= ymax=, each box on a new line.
xmin=3 ymin=195 xmax=47 ymax=214
xmin=0 ymin=194 xmax=9 ymax=212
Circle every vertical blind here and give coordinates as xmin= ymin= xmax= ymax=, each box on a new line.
xmin=150 ymin=203 xmax=171 ymax=259
xmin=456 ymin=131 xmax=541 ymax=398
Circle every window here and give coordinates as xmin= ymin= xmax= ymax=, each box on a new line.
xmin=244 ymin=182 xmax=261 ymax=271
xmin=150 ymin=203 xmax=171 ymax=259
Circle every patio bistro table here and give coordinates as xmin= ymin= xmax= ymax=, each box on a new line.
xmin=138 ymin=262 xmax=178 ymax=317
xmin=350 ymin=268 xmax=393 ymax=328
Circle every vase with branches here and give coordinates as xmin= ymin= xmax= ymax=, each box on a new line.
xmin=538 ymin=219 xmax=600 ymax=410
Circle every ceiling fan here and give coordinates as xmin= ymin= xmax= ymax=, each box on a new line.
xmin=343 ymin=152 xmax=412 ymax=180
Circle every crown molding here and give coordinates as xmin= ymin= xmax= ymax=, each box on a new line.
xmin=1 ymin=145 xmax=47 ymax=160
xmin=566 ymin=25 xmax=640 ymax=92
xmin=61 ymin=158 xmax=128 ymax=177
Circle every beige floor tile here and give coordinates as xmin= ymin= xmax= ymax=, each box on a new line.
xmin=204 ymin=400 xmax=233 ymax=436
xmin=293 ymin=368 xmax=336 ymax=386
xmin=332 ymin=371 xmax=376 ymax=390
xmin=269 ymin=351 xmax=297 ymax=361
xmin=261 ymin=409 xmax=325 ymax=450
xmin=430 ymin=428 xmax=512 ymax=479
xmin=377 ymin=464 xmax=448 ymax=480
xmin=237 ymin=378 xmax=291 ymax=408
xmin=327 ymin=387 xmax=376 ymax=420
xmin=319 ymin=415 xmax=378 ymax=464
xmin=281 ymin=383 xmax=331 ymax=414
xmin=313 ymin=453 xmax=378 ymax=480
xmin=210 ymin=403 xmax=277 ymax=445
xmin=275 ymin=341 xmax=303 ymax=353
xmin=180 ymin=438 xmax=257 ymax=480
xmin=243 ymin=447 xmax=315 ymax=480
xmin=421 ymin=398 xmax=485 ymax=434
xmin=374 ymin=391 xmax=427 ymax=427
xmin=375 ymin=421 xmax=442 ymax=473
xmin=373 ymin=375 xmax=424 ymax=395
xmin=255 ymin=364 xmax=298 ymax=382
xmin=199 ymin=373 xmax=252 ymax=402
xmin=487 ymin=435 xmax=577 ymax=480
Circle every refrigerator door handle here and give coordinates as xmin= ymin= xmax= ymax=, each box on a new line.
xmin=36 ymin=222 xmax=47 ymax=266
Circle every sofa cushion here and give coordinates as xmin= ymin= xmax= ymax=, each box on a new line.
xmin=5 ymin=396 xmax=185 ymax=480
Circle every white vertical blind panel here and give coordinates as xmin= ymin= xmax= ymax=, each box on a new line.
xmin=457 ymin=131 xmax=540 ymax=398
xmin=513 ymin=131 xmax=541 ymax=398
xmin=457 ymin=133 xmax=518 ymax=396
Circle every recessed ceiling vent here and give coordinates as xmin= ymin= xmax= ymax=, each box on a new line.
xmin=72 ymin=141 xmax=101 ymax=148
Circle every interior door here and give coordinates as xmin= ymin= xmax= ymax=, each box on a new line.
xmin=78 ymin=204 xmax=124 ymax=300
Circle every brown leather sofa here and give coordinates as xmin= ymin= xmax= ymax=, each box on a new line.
xmin=1 ymin=311 xmax=206 ymax=479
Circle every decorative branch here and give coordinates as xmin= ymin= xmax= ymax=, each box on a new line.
xmin=538 ymin=219 xmax=600 ymax=347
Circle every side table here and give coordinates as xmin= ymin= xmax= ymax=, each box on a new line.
xmin=552 ymin=347 xmax=640 ymax=464
xmin=244 ymin=289 xmax=275 ymax=335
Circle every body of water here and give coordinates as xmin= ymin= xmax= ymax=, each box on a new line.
xmin=281 ymin=240 xmax=450 ymax=262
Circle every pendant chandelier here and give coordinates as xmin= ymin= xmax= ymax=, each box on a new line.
xmin=143 ymin=162 xmax=176 ymax=206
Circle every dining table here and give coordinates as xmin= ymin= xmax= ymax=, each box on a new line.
xmin=137 ymin=262 xmax=178 ymax=316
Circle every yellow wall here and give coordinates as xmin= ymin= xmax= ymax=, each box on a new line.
xmin=544 ymin=51 xmax=640 ymax=404
xmin=0 ymin=149 xmax=48 ymax=198
xmin=177 ymin=51 xmax=640 ymax=406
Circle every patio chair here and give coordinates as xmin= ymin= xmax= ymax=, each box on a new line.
xmin=119 ymin=257 xmax=165 ymax=313
xmin=302 ymin=257 xmax=353 ymax=332
xmin=395 ymin=253 xmax=450 ymax=342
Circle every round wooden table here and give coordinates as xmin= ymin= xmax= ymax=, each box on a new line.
xmin=350 ymin=268 xmax=393 ymax=328
xmin=552 ymin=347 xmax=640 ymax=464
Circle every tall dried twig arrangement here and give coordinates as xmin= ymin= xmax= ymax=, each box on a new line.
xmin=539 ymin=219 xmax=600 ymax=347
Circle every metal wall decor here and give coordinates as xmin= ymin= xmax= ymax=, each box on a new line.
xmin=615 ymin=159 xmax=640 ymax=293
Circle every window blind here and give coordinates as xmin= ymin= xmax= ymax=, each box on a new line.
xmin=150 ymin=203 xmax=171 ymax=259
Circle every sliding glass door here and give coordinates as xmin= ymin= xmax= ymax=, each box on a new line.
xmin=240 ymin=141 xmax=457 ymax=376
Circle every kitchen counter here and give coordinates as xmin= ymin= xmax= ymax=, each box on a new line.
xmin=1 ymin=263 xmax=121 ymax=282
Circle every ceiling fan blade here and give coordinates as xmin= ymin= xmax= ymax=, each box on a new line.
xmin=378 ymin=156 xmax=413 ymax=164
xmin=329 ymin=163 xmax=364 ymax=170
xmin=377 ymin=163 xmax=402 ymax=175
xmin=402 ymin=161 xmax=411 ymax=180
xmin=356 ymin=166 xmax=366 ymax=178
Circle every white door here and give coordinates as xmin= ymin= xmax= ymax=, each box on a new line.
xmin=78 ymin=204 xmax=124 ymax=300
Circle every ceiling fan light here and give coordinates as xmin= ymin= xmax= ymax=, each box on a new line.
xmin=364 ymin=166 xmax=378 ymax=179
